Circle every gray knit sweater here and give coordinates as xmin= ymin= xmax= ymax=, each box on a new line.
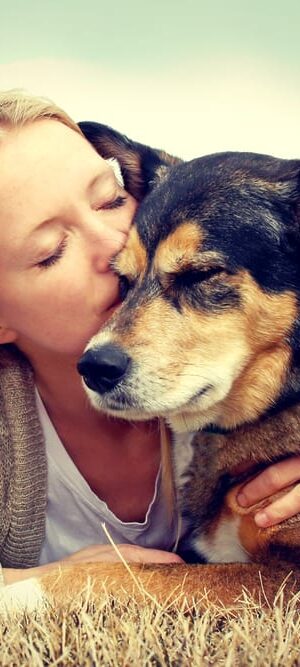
xmin=0 ymin=345 xmax=47 ymax=568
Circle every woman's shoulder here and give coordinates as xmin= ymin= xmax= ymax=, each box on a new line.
xmin=0 ymin=344 xmax=36 ymax=412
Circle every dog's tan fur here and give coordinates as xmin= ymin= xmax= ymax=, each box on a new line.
xmin=45 ymin=561 xmax=300 ymax=606
xmin=153 ymin=222 xmax=205 ymax=275
xmin=116 ymin=226 xmax=148 ymax=280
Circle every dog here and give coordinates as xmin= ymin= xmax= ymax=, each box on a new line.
xmin=2 ymin=124 xmax=300 ymax=613
xmin=77 ymin=123 xmax=300 ymax=573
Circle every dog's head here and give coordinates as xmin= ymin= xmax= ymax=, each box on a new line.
xmin=78 ymin=122 xmax=300 ymax=433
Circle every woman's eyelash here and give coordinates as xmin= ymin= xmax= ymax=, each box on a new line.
xmin=96 ymin=195 xmax=127 ymax=211
xmin=37 ymin=237 xmax=68 ymax=269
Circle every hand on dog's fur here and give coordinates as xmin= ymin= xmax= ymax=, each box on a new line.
xmin=2 ymin=545 xmax=183 ymax=585
xmin=237 ymin=456 xmax=300 ymax=527
xmin=62 ymin=543 xmax=184 ymax=565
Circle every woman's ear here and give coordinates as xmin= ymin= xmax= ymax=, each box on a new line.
xmin=78 ymin=121 xmax=181 ymax=201
xmin=0 ymin=325 xmax=17 ymax=344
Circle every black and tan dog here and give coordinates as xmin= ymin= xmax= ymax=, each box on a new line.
xmin=3 ymin=125 xmax=300 ymax=612
xmin=78 ymin=122 xmax=300 ymax=572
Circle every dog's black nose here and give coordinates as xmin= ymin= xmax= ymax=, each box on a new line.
xmin=77 ymin=344 xmax=131 ymax=394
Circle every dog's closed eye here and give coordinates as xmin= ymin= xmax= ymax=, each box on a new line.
xmin=175 ymin=267 xmax=226 ymax=288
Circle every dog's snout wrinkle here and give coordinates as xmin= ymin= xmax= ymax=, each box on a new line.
xmin=77 ymin=345 xmax=131 ymax=394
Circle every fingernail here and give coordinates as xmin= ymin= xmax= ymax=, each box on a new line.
xmin=237 ymin=492 xmax=247 ymax=507
xmin=255 ymin=511 xmax=269 ymax=527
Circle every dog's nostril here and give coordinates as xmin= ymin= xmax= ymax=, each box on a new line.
xmin=77 ymin=344 xmax=131 ymax=394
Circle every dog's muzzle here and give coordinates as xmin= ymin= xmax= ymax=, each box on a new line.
xmin=77 ymin=344 xmax=131 ymax=394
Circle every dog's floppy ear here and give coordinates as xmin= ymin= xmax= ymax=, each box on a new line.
xmin=271 ymin=160 xmax=300 ymax=238
xmin=78 ymin=121 xmax=181 ymax=201
xmin=259 ymin=158 xmax=300 ymax=213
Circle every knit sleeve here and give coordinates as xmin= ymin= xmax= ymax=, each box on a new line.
xmin=0 ymin=345 xmax=47 ymax=568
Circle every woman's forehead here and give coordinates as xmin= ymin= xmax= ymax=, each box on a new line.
xmin=0 ymin=119 xmax=97 ymax=173
xmin=0 ymin=120 xmax=109 ymax=231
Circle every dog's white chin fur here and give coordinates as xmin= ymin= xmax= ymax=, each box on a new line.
xmin=167 ymin=411 xmax=218 ymax=433
xmin=86 ymin=386 xmax=222 ymax=434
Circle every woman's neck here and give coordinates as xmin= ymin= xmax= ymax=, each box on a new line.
xmin=27 ymin=350 xmax=89 ymax=416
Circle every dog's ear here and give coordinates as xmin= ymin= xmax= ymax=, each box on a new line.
xmin=272 ymin=160 xmax=300 ymax=236
xmin=78 ymin=121 xmax=181 ymax=201
xmin=260 ymin=159 xmax=300 ymax=207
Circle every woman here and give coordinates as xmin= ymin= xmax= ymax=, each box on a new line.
xmin=0 ymin=90 xmax=299 ymax=586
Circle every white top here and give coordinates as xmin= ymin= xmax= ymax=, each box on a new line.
xmin=36 ymin=391 xmax=178 ymax=565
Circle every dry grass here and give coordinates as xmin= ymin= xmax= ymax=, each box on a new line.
xmin=0 ymin=582 xmax=300 ymax=666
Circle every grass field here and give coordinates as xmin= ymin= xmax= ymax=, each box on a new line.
xmin=1 ymin=581 xmax=299 ymax=666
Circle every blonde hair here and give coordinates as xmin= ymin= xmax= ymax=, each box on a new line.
xmin=0 ymin=89 xmax=82 ymax=138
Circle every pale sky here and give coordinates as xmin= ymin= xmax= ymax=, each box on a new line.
xmin=1 ymin=1 xmax=300 ymax=160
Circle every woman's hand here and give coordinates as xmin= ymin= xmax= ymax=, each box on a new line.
xmin=62 ymin=543 xmax=184 ymax=565
xmin=237 ymin=455 xmax=300 ymax=527
xmin=2 ymin=545 xmax=183 ymax=586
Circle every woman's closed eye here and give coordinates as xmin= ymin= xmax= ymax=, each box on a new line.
xmin=35 ymin=194 xmax=128 ymax=270
xmin=95 ymin=194 xmax=127 ymax=211
xmin=37 ymin=237 xmax=68 ymax=269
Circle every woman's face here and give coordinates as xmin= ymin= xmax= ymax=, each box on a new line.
xmin=0 ymin=120 xmax=137 ymax=358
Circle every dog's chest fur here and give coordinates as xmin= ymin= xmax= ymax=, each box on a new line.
xmin=172 ymin=404 xmax=300 ymax=564
xmin=173 ymin=431 xmax=250 ymax=562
